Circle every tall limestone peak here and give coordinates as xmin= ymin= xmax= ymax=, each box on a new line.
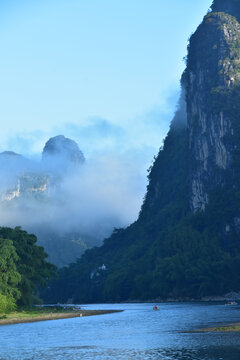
xmin=42 ymin=135 xmax=85 ymax=165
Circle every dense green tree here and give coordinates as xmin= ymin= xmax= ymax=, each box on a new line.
xmin=0 ymin=227 xmax=56 ymax=306
xmin=0 ymin=238 xmax=21 ymax=311
xmin=0 ymin=293 xmax=17 ymax=313
xmin=0 ymin=238 xmax=21 ymax=299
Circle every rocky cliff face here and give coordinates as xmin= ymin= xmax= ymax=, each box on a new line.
xmin=0 ymin=151 xmax=48 ymax=201
xmin=142 ymin=7 xmax=240 ymax=215
xmin=1 ymin=175 xmax=49 ymax=202
xmin=186 ymin=12 xmax=240 ymax=211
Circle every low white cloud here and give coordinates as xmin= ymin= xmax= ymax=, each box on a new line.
xmin=0 ymin=152 xmax=146 ymax=243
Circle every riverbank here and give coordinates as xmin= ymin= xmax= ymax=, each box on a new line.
xmin=196 ymin=323 xmax=240 ymax=332
xmin=0 ymin=309 xmax=122 ymax=326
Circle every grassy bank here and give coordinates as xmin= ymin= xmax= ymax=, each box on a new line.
xmin=197 ymin=324 xmax=240 ymax=332
xmin=0 ymin=307 xmax=123 ymax=326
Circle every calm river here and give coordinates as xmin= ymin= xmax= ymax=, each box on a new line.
xmin=1 ymin=303 xmax=240 ymax=359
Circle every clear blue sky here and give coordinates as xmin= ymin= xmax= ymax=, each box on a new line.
xmin=0 ymin=0 xmax=211 ymax=158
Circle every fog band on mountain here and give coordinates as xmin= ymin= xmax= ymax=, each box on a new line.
xmin=0 ymin=135 xmax=146 ymax=266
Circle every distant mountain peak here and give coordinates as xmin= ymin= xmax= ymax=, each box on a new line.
xmin=0 ymin=151 xmax=22 ymax=157
xmin=42 ymin=135 xmax=85 ymax=165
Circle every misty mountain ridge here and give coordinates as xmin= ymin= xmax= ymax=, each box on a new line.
xmin=0 ymin=134 xmax=144 ymax=267
xmin=0 ymin=135 xmax=90 ymax=266
xmin=0 ymin=135 xmax=84 ymax=202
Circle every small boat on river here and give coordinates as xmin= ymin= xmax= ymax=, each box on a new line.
xmin=226 ymin=301 xmax=238 ymax=305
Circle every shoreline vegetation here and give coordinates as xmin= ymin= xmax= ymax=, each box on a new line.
xmin=0 ymin=308 xmax=123 ymax=326
xmin=196 ymin=323 xmax=240 ymax=332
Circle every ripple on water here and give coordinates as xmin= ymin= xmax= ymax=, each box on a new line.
xmin=1 ymin=346 xmax=240 ymax=360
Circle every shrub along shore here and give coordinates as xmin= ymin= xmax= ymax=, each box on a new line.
xmin=197 ymin=324 xmax=240 ymax=332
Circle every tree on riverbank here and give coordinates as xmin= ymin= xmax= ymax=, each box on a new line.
xmin=0 ymin=238 xmax=21 ymax=312
xmin=0 ymin=227 xmax=56 ymax=310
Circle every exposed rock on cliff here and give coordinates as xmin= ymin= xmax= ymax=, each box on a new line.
xmin=186 ymin=12 xmax=240 ymax=211
xmin=1 ymin=175 xmax=49 ymax=202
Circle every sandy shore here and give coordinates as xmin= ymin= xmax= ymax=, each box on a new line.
xmin=191 ymin=323 xmax=240 ymax=332
xmin=0 ymin=310 xmax=123 ymax=326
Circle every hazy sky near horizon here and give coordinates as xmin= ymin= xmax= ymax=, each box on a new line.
xmin=0 ymin=0 xmax=211 ymax=162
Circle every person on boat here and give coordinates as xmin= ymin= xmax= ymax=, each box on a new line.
xmin=153 ymin=305 xmax=159 ymax=311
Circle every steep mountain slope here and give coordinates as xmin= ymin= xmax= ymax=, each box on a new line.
xmin=43 ymin=0 xmax=240 ymax=302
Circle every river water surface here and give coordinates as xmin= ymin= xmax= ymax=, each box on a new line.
xmin=1 ymin=303 xmax=240 ymax=359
